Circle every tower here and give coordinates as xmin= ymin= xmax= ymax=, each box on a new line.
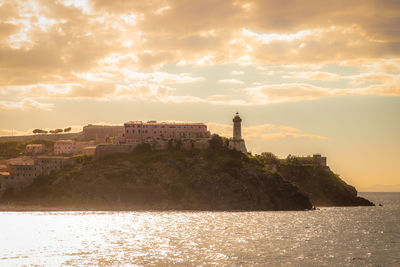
xmin=233 ymin=112 xmax=242 ymax=140
xmin=229 ymin=112 xmax=247 ymax=153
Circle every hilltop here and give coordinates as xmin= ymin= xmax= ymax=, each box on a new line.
xmin=0 ymin=135 xmax=374 ymax=210
xmin=1 ymin=137 xmax=311 ymax=211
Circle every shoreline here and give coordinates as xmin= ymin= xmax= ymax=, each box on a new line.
xmin=0 ymin=203 xmax=375 ymax=212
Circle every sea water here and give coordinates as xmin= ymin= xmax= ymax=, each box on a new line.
xmin=0 ymin=192 xmax=399 ymax=266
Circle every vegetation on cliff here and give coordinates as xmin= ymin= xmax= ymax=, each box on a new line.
xmin=255 ymin=152 xmax=374 ymax=206
xmin=1 ymin=135 xmax=373 ymax=210
xmin=278 ymin=164 xmax=374 ymax=206
xmin=0 ymin=139 xmax=55 ymax=158
xmin=1 ymin=136 xmax=312 ymax=211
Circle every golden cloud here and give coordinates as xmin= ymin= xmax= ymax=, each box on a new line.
xmin=0 ymin=0 xmax=399 ymax=107
xmin=0 ymin=98 xmax=54 ymax=111
xmin=207 ymin=122 xmax=327 ymax=141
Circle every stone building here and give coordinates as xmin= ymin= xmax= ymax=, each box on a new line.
xmin=83 ymin=125 xmax=123 ymax=140
xmin=228 ymin=112 xmax=247 ymax=153
xmin=282 ymin=154 xmax=328 ymax=167
xmin=2 ymin=157 xmax=41 ymax=190
xmin=26 ymin=144 xmax=45 ymax=154
xmin=36 ymin=156 xmax=74 ymax=175
xmin=120 ymin=121 xmax=210 ymax=144
xmin=0 ymin=156 xmax=74 ymax=194
xmin=297 ymin=154 xmax=327 ymax=166
xmin=54 ymin=140 xmax=77 ymax=155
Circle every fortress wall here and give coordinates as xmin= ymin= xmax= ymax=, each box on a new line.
xmin=83 ymin=125 xmax=123 ymax=140
xmin=94 ymin=144 xmax=137 ymax=160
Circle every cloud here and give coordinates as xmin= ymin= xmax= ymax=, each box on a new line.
xmin=0 ymin=128 xmax=29 ymax=136
xmin=231 ymin=70 xmax=244 ymax=75
xmin=244 ymin=83 xmax=332 ymax=104
xmin=365 ymin=76 xmax=400 ymax=96
xmin=348 ymin=73 xmax=395 ymax=86
xmin=217 ymin=79 xmax=244 ymax=84
xmin=0 ymin=0 xmax=399 ymax=108
xmin=207 ymin=122 xmax=327 ymax=141
xmin=283 ymin=71 xmax=341 ymax=81
xmin=0 ymin=98 xmax=54 ymax=111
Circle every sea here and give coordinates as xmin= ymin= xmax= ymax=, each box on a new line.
xmin=0 ymin=192 xmax=399 ymax=266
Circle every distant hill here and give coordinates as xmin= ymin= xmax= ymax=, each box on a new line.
xmin=0 ymin=132 xmax=82 ymax=142
xmin=359 ymin=184 xmax=400 ymax=192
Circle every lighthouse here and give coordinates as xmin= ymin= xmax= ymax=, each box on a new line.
xmin=229 ymin=112 xmax=247 ymax=153
xmin=233 ymin=112 xmax=242 ymax=140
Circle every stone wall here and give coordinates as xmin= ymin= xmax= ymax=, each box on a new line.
xmin=94 ymin=144 xmax=137 ymax=160
xmin=83 ymin=125 xmax=123 ymax=140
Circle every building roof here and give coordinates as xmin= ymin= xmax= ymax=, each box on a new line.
xmin=6 ymin=156 xmax=35 ymax=165
xmin=124 ymin=121 xmax=206 ymax=126
xmin=55 ymin=139 xmax=74 ymax=143
xmin=37 ymin=156 xmax=71 ymax=159
xmin=26 ymin=144 xmax=45 ymax=147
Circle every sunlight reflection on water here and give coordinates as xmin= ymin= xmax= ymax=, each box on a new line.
xmin=0 ymin=193 xmax=399 ymax=266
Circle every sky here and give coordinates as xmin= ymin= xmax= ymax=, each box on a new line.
xmin=0 ymin=0 xmax=399 ymax=190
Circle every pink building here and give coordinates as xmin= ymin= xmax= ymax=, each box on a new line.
xmin=120 ymin=121 xmax=210 ymax=144
xmin=26 ymin=144 xmax=45 ymax=154
xmin=54 ymin=140 xmax=77 ymax=155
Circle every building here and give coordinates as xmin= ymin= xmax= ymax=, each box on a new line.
xmin=282 ymin=154 xmax=327 ymax=167
xmin=26 ymin=144 xmax=45 ymax=154
xmin=296 ymin=154 xmax=327 ymax=167
xmin=54 ymin=140 xmax=77 ymax=155
xmin=0 ymin=155 xmax=75 ymax=194
xmin=120 ymin=121 xmax=210 ymax=144
xmin=82 ymin=125 xmax=123 ymax=140
xmin=228 ymin=112 xmax=247 ymax=153
xmin=36 ymin=156 xmax=74 ymax=175
xmin=3 ymin=157 xmax=41 ymax=189
xmin=82 ymin=146 xmax=96 ymax=156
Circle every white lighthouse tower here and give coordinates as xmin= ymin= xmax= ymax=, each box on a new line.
xmin=229 ymin=112 xmax=247 ymax=153
xmin=233 ymin=112 xmax=242 ymax=140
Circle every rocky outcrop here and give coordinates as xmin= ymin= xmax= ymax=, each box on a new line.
xmin=278 ymin=164 xmax=374 ymax=206
xmin=0 ymin=145 xmax=312 ymax=211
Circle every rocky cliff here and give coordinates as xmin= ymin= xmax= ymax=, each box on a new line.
xmin=1 ymin=143 xmax=312 ymax=211
xmin=1 ymin=135 xmax=374 ymax=210
xmin=277 ymin=164 xmax=374 ymax=206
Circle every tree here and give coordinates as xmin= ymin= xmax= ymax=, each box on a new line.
xmin=33 ymin=129 xmax=48 ymax=134
xmin=209 ymin=134 xmax=224 ymax=150
xmin=286 ymin=154 xmax=300 ymax=165
xmin=257 ymin=152 xmax=280 ymax=165
xmin=55 ymin=128 xmax=63 ymax=134
xmin=64 ymin=127 xmax=71 ymax=133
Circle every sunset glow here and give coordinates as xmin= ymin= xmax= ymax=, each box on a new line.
xmin=0 ymin=0 xmax=399 ymax=190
